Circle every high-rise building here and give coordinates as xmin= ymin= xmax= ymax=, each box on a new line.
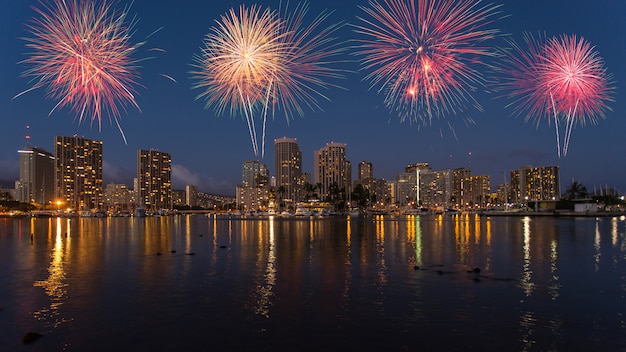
xmin=510 ymin=165 xmax=560 ymax=203
xmin=55 ymin=136 xmax=103 ymax=210
xmin=17 ymin=146 xmax=55 ymax=205
xmin=420 ymin=169 xmax=453 ymax=208
xmin=452 ymin=167 xmax=472 ymax=209
xmin=242 ymin=160 xmax=269 ymax=188
xmin=313 ymin=142 xmax=351 ymax=199
xmin=186 ymin=185 xmax=198 ymax=207
xmin=274 ymin=137 xmax=302 ymax=203
xmin=137 ymin=149 xmax=172 ymax=210
xmin=237 ymin=160 xmax=270 ymax=211
xmin=103 ymin=182 xmax=134 ymax=211
xmin=358 ymin=161 xmax=373 ymax=181
xmin=465 ymin=175 xmax=491 ymax=208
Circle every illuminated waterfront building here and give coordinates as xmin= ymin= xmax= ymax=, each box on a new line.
xmin=452 ymin=168 xmax=472 ymax=209
xmin=55 ymin=136 xmax=103 ymax=210
xmin=510 ymin=165 xmax=560 ymax=203
xmin=313 ymin=142 xmax=351 ymax=199
xmin=237 ymin=160 xmax=270 ymax=211
xmin=354 ymin=161 xmax=389 ymax=208
xmin=103 ymin=182 xmax=134 ymax=212
xmin=395 ymin=163 xmax=430 ymax=207
xmin=464 ymin=175 xmax=492 ymax=208
xmin=137 ymin=149 xmax=172 ymax=210
xmin=186 ymin=185 xmax=198 ymax=207
xmin=242 ymin=160 xmax=269 ymax=188
xmin=420 ymin=169 xmax=453 ymax=208
xmin=358 ymin=161 xmax=373 ymax=180
xmin=17 ymin=146 xmax=55 ymax=205
xmin=274 ymin=137 xmax=302 ymax=203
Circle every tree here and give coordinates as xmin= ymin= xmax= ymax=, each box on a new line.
xmin=351 ymin=184 xmax=370 ymax=209
xmin=315 ymin=182 xmax=323 ymax=200
xmin=564 ymin=181 xmax=589 ymax=200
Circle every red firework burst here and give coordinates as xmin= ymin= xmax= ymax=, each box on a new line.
xmin=354 ymin=0 xmax=501 ymax=126
xmin=16 ymin=0 xmax=146 ymax=143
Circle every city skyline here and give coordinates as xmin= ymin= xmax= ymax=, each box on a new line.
xmin=1 ymin=1 xmax=625 ymax=195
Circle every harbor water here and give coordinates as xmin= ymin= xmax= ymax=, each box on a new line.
xmin=0 ymin=214 xmax=625 ymax=351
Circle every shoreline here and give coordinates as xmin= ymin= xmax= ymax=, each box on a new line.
xmin=479 ymin=210 xmax=625 ymax=217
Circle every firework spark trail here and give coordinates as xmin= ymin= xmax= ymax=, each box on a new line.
xmin=191 ymin=5 xmax=285 ymax=156
xmin=16 ymin=0 xmax=151 ymax=144
xmin=354 ymin=0 xmax=501 ymax=126
xmin=542 ymin=34 xmax=613 ymax=156
xmin=498 ymin=33 xmax=613 ymax=157
xmin=261 ymin=1 xmax=347 ymax=156
xmin=191 ymin=2 xmax=346 ymax=157
xmin=497 ymin=33 xmax=565 ymax=156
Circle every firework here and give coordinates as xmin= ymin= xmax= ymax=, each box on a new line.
xmin=259 ymin=2 xmax=346 ymax=156
xmin=543 ymin=34 xmax=613 ymax=155
xmin=16 ymin=0 xmax=149 ymax=143
xmin=191 ymin=2 xmax=346 ymax=157
xmin=354 ymin=0 xmax=501 ymax=126
xmin=191 ymin=5 xmax=285 ymax=156
xmin=499 ymin=33 xmax=613 ymax=157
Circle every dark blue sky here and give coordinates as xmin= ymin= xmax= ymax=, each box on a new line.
xmin=1 ymin=0 xmax=625 ymax=195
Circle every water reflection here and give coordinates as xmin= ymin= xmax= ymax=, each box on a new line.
xmin=549 ymin=239 xmax=560 ymax=300
xmin=521 ymin=216 xmax=535 ymax=296
xmin=33 ymin=217 xmax=72 ymax=329
xmin=595 ymin=220 xmax=602 ymax=272
xmin=2 ymin=215 xmax=624 ymax=351
xmin=253 ymin=218 xmax=276 ymax=318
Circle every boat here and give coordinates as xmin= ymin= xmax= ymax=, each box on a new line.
xmin=347 ymin=209 xmax=363 ymax=217
xmin=279 ymin=210 xmax=294 ymax=218
xmin=294 ymin=205 xmax=312 ymax=216
xmin=135 ymin=207 xmax=146 ymax=217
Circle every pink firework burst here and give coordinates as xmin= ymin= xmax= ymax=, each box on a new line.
xmin=544 ymin=34 xmax=614 ymax=156
xmin=499 ymin=33 xmax=614 ymax=157
xmin=16 ymin=0 xmax=146 ymax=143
xmin=354 ymin=0 xmax=501 ymax=127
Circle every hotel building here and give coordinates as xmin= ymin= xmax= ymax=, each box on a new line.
xmin=17 ymin=146 xmax=55 ymax=206
xmin=274 ymin=137 xmax=302 ymax=204
xmin=313 ymin=142 xmax=351 ymax=199
xmin=137 ymin=149 xmax=172 ymax=210
xmin=510 ymin=165 xmax=560 ymax=203
xmin=236 ymin=160 xmax=270 ymax=211
xmin=55 ymin=136 xmax=103 ymax=210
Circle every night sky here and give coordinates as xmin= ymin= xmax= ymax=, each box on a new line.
xmin=1 ymin=0 xmax=625 ymax=196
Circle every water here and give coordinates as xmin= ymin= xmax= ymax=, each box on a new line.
xmin=0 ymin=214 xmax=625 ymax=351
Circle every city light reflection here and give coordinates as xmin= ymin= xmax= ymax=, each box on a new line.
xmin=253 ymin=218 xmax=276 ymax=318
xmin=521 ymin=216 xmax=535 ymax=296
xmin=33 ymin=217 xmax=71 ymax=328
xmin=549 ymin=240 xmax=560 ymax=300
xmin=595 ymin=220 xmax=601 ymax=272
xmin=611 ymin=217 xmax=619 ymax=247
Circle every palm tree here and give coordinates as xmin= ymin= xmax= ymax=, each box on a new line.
xmin=564 ymin=181 xmax=589 ymax=200
xmin=315 ymin=182 xmax=323 ymax=201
